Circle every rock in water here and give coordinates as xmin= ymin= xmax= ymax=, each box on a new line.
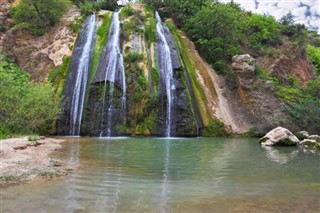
xmin=299 ymin=139 xmax=317 ymax=146
xmin=259 ymin=127 xmax=300 ymax=146
xmin=296 ymin=131 xmax=310 ymax=140
xmin=308 ymin=135 xmax=320 ymax=142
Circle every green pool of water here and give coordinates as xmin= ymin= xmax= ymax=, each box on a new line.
xmin=2 ymin=137 xmax=320 ymax=212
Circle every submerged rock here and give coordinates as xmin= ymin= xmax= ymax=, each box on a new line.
xmin=259 ymin=127 xmax=300 ymax=146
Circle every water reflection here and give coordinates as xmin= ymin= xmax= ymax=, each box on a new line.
xmin=262 ymin=146 xmax=299 ymax=165
xmin=65 ymin=138 xmax=81 ymax=212
xmin=2 ymin=137 xmax=319 ymax=213
xmin=159 ymin=139 xmax=170 ymax=213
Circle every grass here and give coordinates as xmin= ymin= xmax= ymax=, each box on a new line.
xmin=0 ymin=174 xmax=18 ymax=182
xmin=37 ymin=170 xmax=59 ymax=178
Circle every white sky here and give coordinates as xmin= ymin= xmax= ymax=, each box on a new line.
xmin=218 ymin=0 xmax=320 ymax=33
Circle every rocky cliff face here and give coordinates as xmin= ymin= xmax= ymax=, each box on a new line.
xmin=81 ymin=5 xmax=197 ymax=137
xmin=231 ymin=45 xmax=317 ymax=134
xmin=1 ymin=4 xmax=80 ymax=82
xmin=257 ymin=45 xmax=316 ymax=85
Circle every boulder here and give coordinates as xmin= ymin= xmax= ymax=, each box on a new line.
xmin=299 ymin=139 xmax=317 ymax=146
xmin=231 ymin=54 xmax=256 ymax=91
xmin=296 ymin=131 xmax=310 ymax=140
xmin=308 ymin=135 xmax=320 ymax=142
xmin=259 ymin=127 xmax=300 ymax=146
xmin=231 ymin=54 xmax=256 ymax=75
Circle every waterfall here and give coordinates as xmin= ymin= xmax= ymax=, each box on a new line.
xmin=98 ymin=10 xmax=126 ymax=137
xmin=67 ymin=14 xmax=96 ymax=136
xmin=156 ymin=12 xmax=174 ymax=137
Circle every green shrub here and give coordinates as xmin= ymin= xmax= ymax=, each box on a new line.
xmin=120 ymin=5 xmax=134 ymax=20
xmin=151 ymin=67 xmax=159 ymax=87
xmin=96 ymin=0 xmax=117 ymax=11
xmin=28 ymin=134 xmax=40 ymax=142
xmin=128 ymin=52 xmax=143 ymax=63
xmin=138 ymin=76 xmax=147 ymax=90
xmin=145 ymin=17 xmax=156 ymax=45
xmin=49 ymin=56 xmax=71 ymax=98
xmin=244 ymin=13 xmax=281 ymax=49
xmin=0 ymin=55 xmax=60 ymax=138
xmin=307 ymin=45 xmax=320 ymax=76
xmin=80 ymin=2 xmax=95 ymax=16
xmin=185 ymin=3 xmax=243 ymax=73
xmin=203 ymin=119 xmax=227 ymax=137
xmin=13 ymin=0 xmax=70 ymax=36
xmin=275 ymin=78 xmax=320 ymax=132
xmin=70 ymin=20 xmax=82 ymax=33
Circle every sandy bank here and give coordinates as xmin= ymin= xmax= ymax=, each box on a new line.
xmin=0 ymin=136 xmax=71 ymax=186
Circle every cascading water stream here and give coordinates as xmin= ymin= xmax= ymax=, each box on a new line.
xmin=68 ymin=14 xmax=96 ymax=136
xmin=99 ymin=10 xmax=126 ymax=137
xmin=156 ymin=12 xmax=174 ymax=137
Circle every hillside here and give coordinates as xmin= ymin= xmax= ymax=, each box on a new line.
xmin=0 ymin=0 xmax=319 ymax=138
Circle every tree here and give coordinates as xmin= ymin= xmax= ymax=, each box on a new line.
xmin=0 ymin=55 xmax=60 ymax=138
xmin=13 ymin=0 xmax=71 ymax=35
xmin=164 ymin=0 xmax=209 ymax=26
xmin=185 ymin=3 xmax=244 ymax=73
xmin=244 ymin=13 xmax=281 ymax=49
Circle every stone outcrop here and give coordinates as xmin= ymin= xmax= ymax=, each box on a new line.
xmin=259 ymin=127 xmax=300 ymax=146
xmin=296 ymin=131 xmax=310 ymax=140
xmin=308 ymin=135 xmax=320 ymax=142
xmin=1 ymin=5 xmax=80 ymax=82
xmin=299 ymin=139 xmax=317 ymax=146
xmin=269 ymin=46 xmax=316 ymax=85
xmin=231 ymin=54 xmax=293 ymax=133
xmin=232 ymin=54 xmax=256 ymax=90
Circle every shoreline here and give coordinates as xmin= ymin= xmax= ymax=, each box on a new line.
xmin=0 ymin=136 xmax=71 ymax=186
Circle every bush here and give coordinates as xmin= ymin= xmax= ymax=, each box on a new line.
xmin=128 ymin=52 xmax=143 ymax=63
xmin=307 ymin=45 xmax=320 ymax=76
xmin=13 ymin=0 xmax=70 ymax=36
xmin=138 ymin=76 xmax=147 ymax=90
xmin=275 ymin=78 xmax=320 ymax=132
xmin=70 ymin=20 xmax=82 ymax=33
xmin=119 ymin=5 xmax=134 ymax=20
xmin=0 ymin=55 xmax=60 ymax=138
xmin=244 ymin=13 xmax=281 ymax=49
xmin=80 ymin=2 xmax=95 ymax=16
xmin=144 ymin=17 xmax=156 ymax=45
xmin=96 ymin=0 xmax=117 ymax=11
xmin=280 ymin=14 xmax=306 ymax=38
xmin=28 ymin=134 xmax=40 ymax=142
xmin=185 ymin=3 xmax=243 ymax=72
